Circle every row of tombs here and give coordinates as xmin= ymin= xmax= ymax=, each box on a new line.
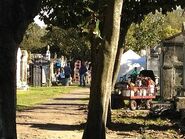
xmin=16 ymin=48 xmax=85 ymax=89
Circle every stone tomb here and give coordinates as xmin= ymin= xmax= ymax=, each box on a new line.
xmin=17 ymin=48 xmax=29 ymax=90
xmin=160 ymin=24 xmax=185 ymax=113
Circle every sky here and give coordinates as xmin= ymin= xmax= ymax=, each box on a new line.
xmin=34 ymin=15 xmax=47 ymax=28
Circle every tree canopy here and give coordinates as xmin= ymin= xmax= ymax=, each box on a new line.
xmin=40 ymin=0 xmax=94 ymax=29
xmin=20 ymin=23 xmax=91 ymax=61
xmin=39 ymin=1 xmax=185 ymax=45
xmin=20 ymin=23 xmax=46 ymax=52
xmin=125 ymin=8 xmax=185 ymax=52
xmin=42 ymin=27 xmax=91 ymax=60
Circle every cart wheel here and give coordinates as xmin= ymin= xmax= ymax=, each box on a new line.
xmin=146 ymin=99 xmax=152 ymax=110
xmin=130 ymin=100 xmax=137 ymax=110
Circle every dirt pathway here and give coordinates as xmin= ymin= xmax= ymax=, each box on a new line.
xmin=17 ymin=87 xmax=183 ymax=139
xmin=17 ymin=87 xmax=89 ymax=139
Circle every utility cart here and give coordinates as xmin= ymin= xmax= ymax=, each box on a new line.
xmin=120 ymin=86 xmax=156 ymax=110
xmin=113 ymin=70 xmax=158 ymax=110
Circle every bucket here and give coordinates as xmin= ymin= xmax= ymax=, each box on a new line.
xmin=142 ymin=89 xmax=147 ymax=96
xmin=131 ymin=90 xmax=134 ymax=96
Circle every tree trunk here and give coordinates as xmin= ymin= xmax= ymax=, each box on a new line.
xmin=107 ymin=23 xmax=131 ymax=127
xmin=112 ymin=24 xmax=130 ymax=88
xmin=106 ymin=99 xmax=112 ymax=127
xmin=0 ymin=29 xmax=17 ymax=138
xmin=0 ymin=1 xmax=41 ymax=138
xmin=82 ymin=0 xmax=123 ymax=139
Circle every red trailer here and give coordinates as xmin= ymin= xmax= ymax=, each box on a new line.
xmin=113 ymin=70 xmax=158 ymax=110
xmin=120 ymin=86 xmax=157 ymax=110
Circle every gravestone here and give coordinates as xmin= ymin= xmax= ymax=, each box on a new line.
xmin=161 ymin=25 xmax=185 ymax=100
xmin=29 ymin=55 xmax=50 ymax=87
xmin=46 ymin=45 xmax=51 ymax=61
xmin=17 ymin=48 xmax=22 ymax=88
xmin=17 ymin=48 xmax=29 ymax=90
xmin=21 ymin=50 xmax=28 ymax=84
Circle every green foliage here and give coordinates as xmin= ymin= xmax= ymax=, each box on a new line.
xmin=40 ymin=0 xmax=106 ymax=40
xmin=122 ymin=0 xmax=185 ymax=24
xmin=40 ymin=0 xmax=95 ymax=29
xmin=42 ymin=26 xmax=91 ymax=61
xmin=40 ymin=0 xmax=185 ymax=48
xmin=125 ymin=12 xmax=165 ymax=51
xmin=125 ymin=8 xmax=185 ymax=52
xmin=20 ymin=22 xmax=91 ymax=61
xmin=20 ymin=23 xmax=46 ymax=52
xmin=161 ymin=25 xmax=180 ymax=39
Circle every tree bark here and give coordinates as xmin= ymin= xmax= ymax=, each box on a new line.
xmin=106 ymin=33 xmax=125 ymax=128
xmin=0 ymin=1 xmax=41 ymax=138
xmin=106 ymin=22 xmax=131 ymax=127
xmin=0 ymin=29 xmax=17 ymax=138
xmin=112 ymin=24 xmax=130 ymax=88
xmin=82 ymin=0 xmax=123 ymax=139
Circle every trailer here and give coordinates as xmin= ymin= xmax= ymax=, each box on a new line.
xmin=114 ymin=80 xmax=157 ymax=110
xmin=113 ymin=70 xmax=158 ymax=110
xmin=121 ymin=86 xmax=156 ymax=110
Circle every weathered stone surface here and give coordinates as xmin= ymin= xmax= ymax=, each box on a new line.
xmin=161 ymin=29 xmax=185 ymax=102
xmin=176 ymin=97 xmax=185 ymax=111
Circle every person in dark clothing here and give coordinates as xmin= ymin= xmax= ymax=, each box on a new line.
xmin=130 ymin=67 xmax=139 ymax=83
xmin=79 ymin=62 xmax=87 ymax=86
xmin=64 ymin=63 xmax=72 ymax=86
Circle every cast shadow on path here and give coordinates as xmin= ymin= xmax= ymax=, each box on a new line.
xmin=17 ymin=122 xmax=86 ymax=131
xmin=31 ymin=123 xmax=85 ymax=131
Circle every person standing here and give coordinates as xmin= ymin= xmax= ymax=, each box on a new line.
xmin=130 ymin=67 xmax=139 ymax=83
xmin=79 ymin=62 xmax=87 ymax=86
xmin=64 ymin=63 xmax=72 ymax=86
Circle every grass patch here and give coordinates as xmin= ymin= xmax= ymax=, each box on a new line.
xmin=17 ymin=86 xmax=78 ymax=111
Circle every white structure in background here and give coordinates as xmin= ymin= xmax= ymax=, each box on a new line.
xmin=21 ymin=50 xmax=28 ymax=82
xmin=34 ymin=15 xmax=47 ymax=28
xmin=42 ymin=67 xmax=47 ymax=84
xmin=17 ymin=48 xmax=22 ymax=88
xmin=117 ymin=50 xmax=146 ymax=81
xmin=46 ymin=45 xmax=51 ymax=61
xmin=17 ymin=48 xmax=29 ymax=90
xmin=140 ymin=49 xmax=147 ymax=57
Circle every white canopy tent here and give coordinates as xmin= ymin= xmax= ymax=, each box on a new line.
xmin=117 ymin=50 xmax=146 ymax=81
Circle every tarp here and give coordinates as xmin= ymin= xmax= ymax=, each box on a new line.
xmin=117 ymin=50 xmax=146 ymax=81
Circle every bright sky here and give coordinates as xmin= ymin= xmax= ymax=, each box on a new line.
xmin=34 ymin=15 xmax=47 ymax=28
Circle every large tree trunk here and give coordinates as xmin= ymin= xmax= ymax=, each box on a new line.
xmin=82 ymin=0 xmax=123 ymax=139
xmin=0 ymin=30 xmax=18 ymax=138
xmin=112 ymin=24 xmax=130 ymax=88
xmin=0 ymin=1 xmax=41 ymax=138
xmin=107 ymin=22 xmax=131 ymax=127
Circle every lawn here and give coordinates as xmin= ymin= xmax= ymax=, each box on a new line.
xmin=17 ymin=86 xmax=78 ymax=111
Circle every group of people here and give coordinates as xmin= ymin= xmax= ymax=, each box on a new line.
xmin=55 ymin=63 xmax=72 ymax=86
xmin=54 ymin=61 xmax=91 ymax=86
